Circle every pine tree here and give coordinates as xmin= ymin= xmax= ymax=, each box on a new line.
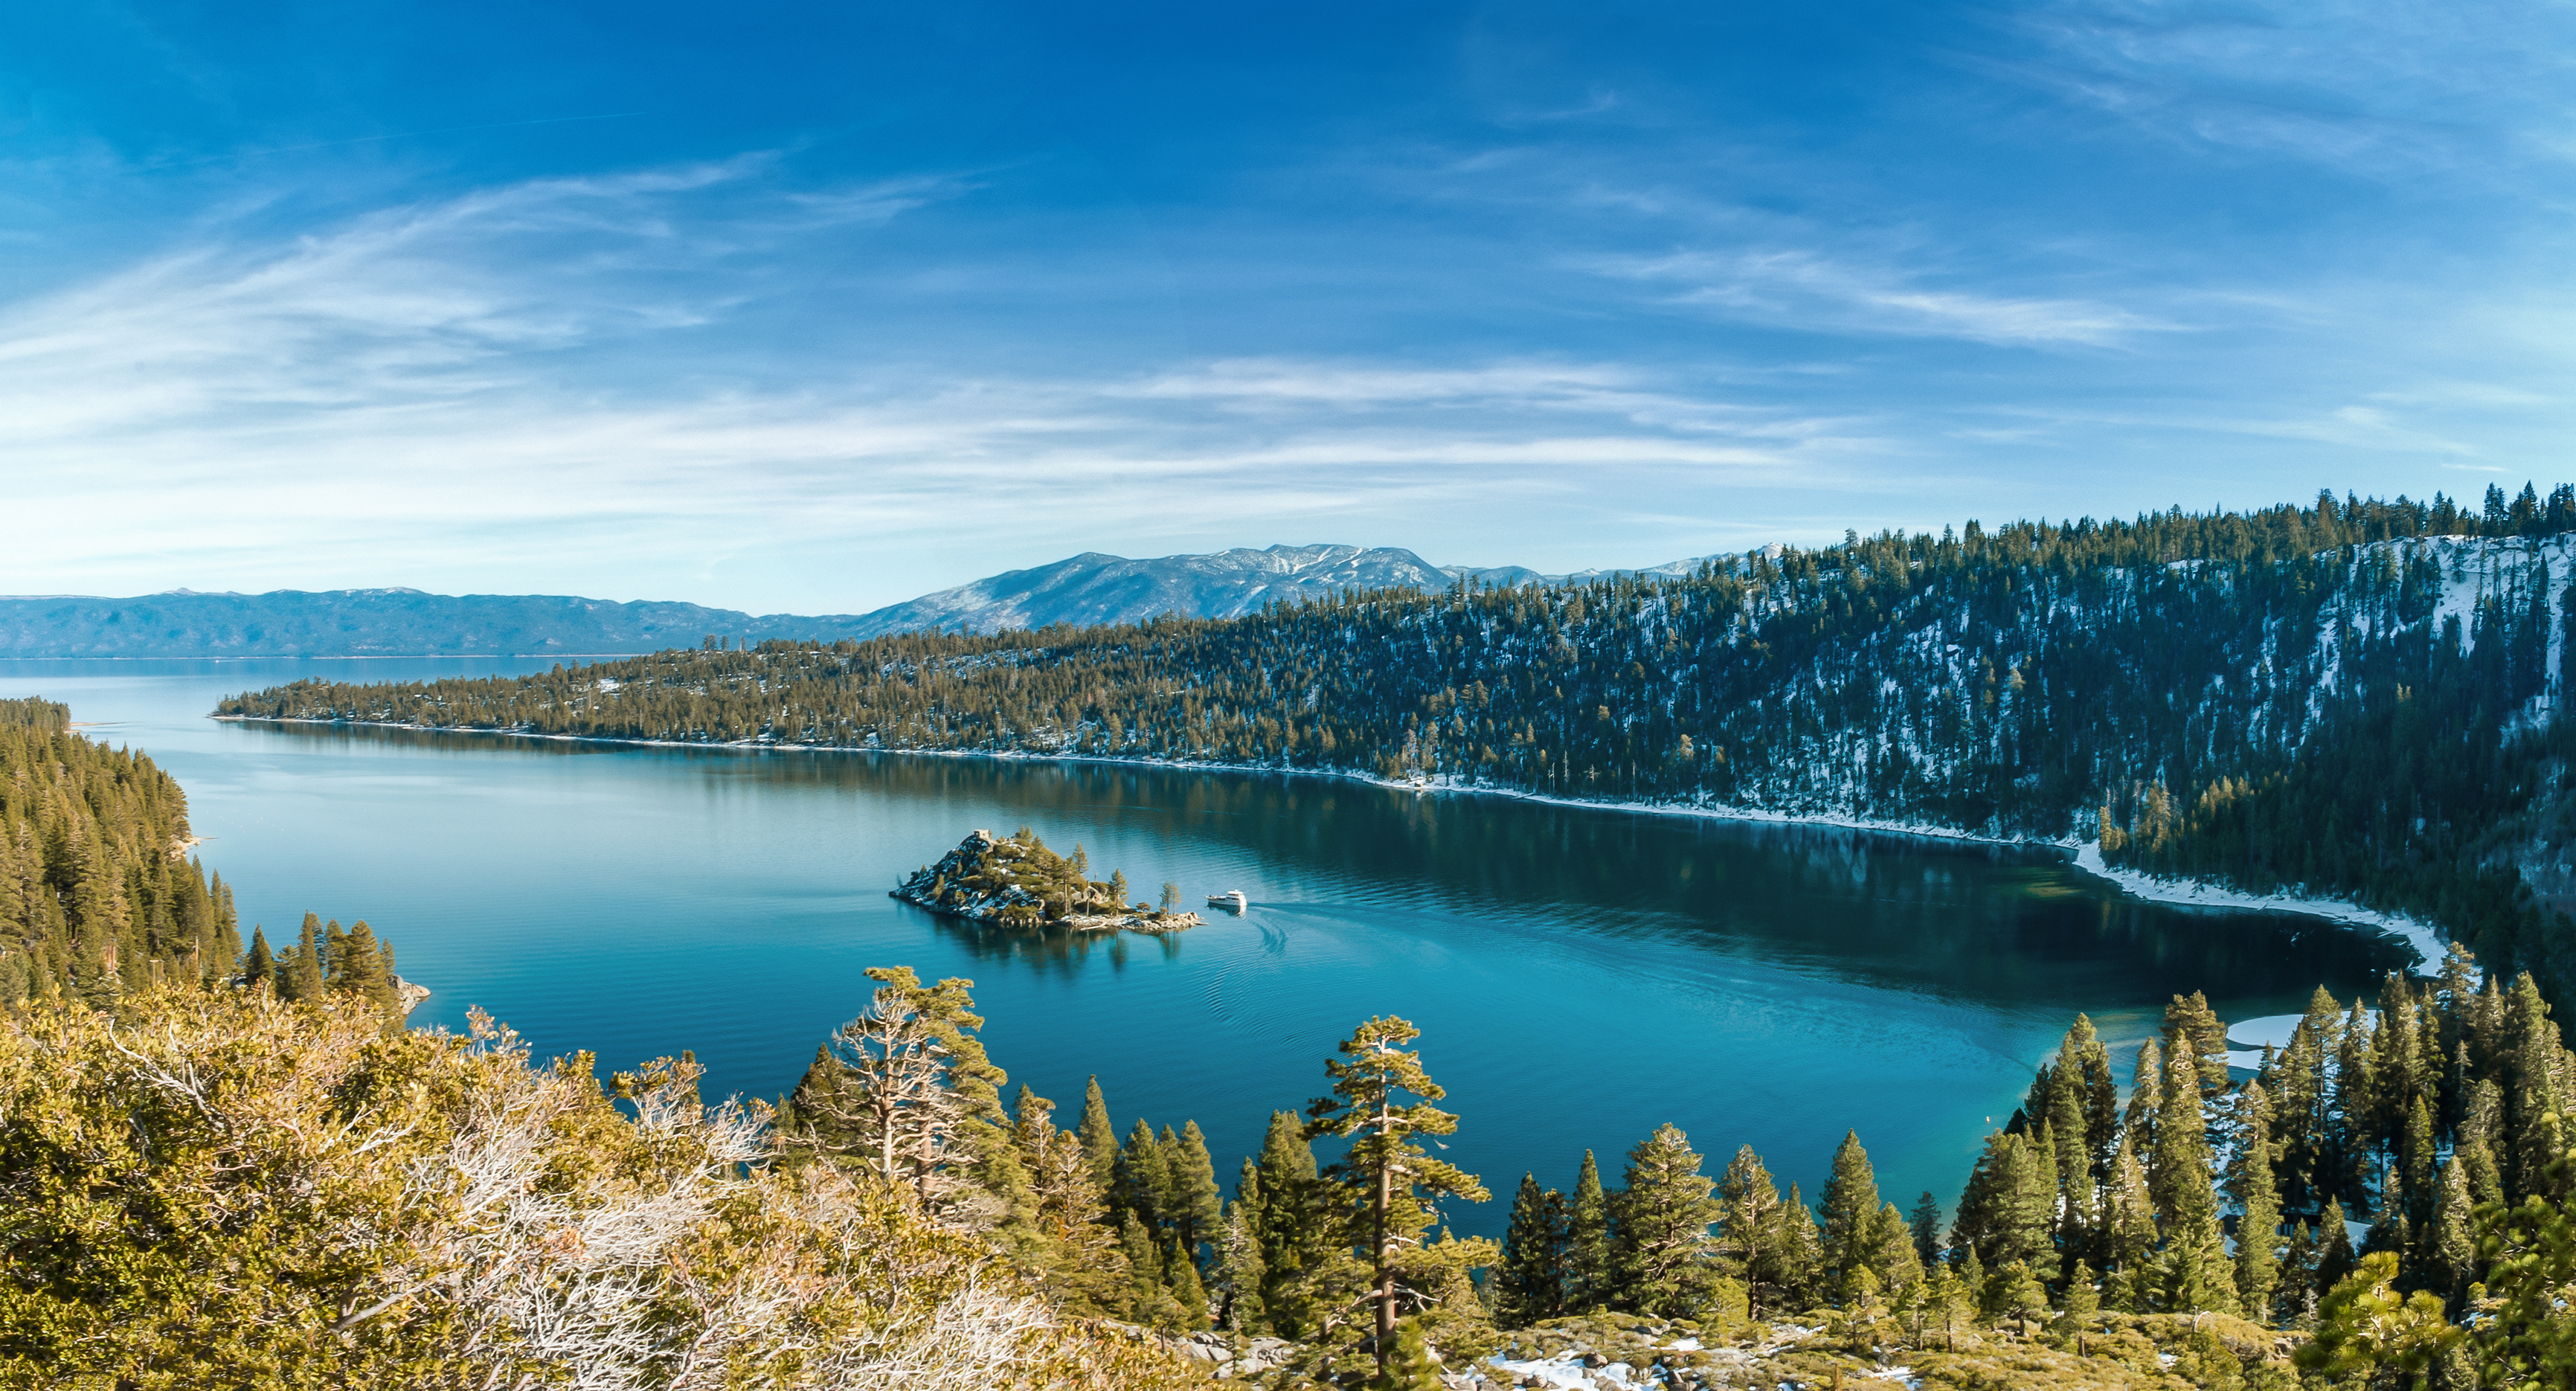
xmin=1567 ymin=1150 xmax=1612 ymax=1311
xmin=1079 ymin=1076 xmax=1117 ymax=1186
xmin=1953 ymin=1130 xmax=2052 ymax=1269
xmin=1717 ymin=1145 xmax=1788 ymax=1316
xmin=1819 ymin=1129 xmax=1883 ymax=1296
xmin=1305 ymin=1016 xmax=1487 ymax=1381
xmin=2233 ymin=1082 xmax=2284 ymax=1323
xmin=2152 ymin=1047 xmax=2215 ymax=1227
xmin=2334 ymin=998 xmax=2379 ymax=1207
xmin=2279 ymin=1221 xmax=2319 ymax=1326
xmin=2428 ymin=1155 xmax=2477 ymax=1316
xmin=1250 ymin=1109 xmax=1333 ymax=1337
xmin=1869 ymin=1201 xmax=1923 ymax=1290
xmin=1166 ymin=1247 xmax=1211 ymax=1331
xmin=1613 ymin=1123 xmax=1720 ymax=1316
xmin=1117 ymin=1119 xmax=1172 ymax=1234
xmin=2063 ymin=1015 xmax=2122 ymax=1177
xmin=334 ymin=919 xmax=397 ymax=1015
xmin=1215 ymin=1198 xmax=1269 ymax=1332
xmin=1989 ymin=1259 xmax=2049 ymax=1335
xmin=242 ymin=927 xmax=273 ymax=992
xmin=2124 ymin=1035 xmax=2164 ymax=1213
xmin=288 ymin=914 xmax=325 ymax=1002
xmin=1007 ymin=1085 xmax=1125 ymax=1317
xmin=1120 ymin=1210 xmax=1179 ymax=1328
xmin=2044 ymin=1053 xmax=2094 ymax=1261
xmin=980 ymin=1093 xmax=1047 ymax=1269
xmin=1907 ymin=1192 xmax=1943 ymax=1267
xmin=2316 ymin=1198 xmax=2358 ymax=1295
xmin=1779 ymin=1183 xmax=1825 ymax=1308
xmin=2055 ymin=1259 xmax=2102 ymax=1353
xmin=2101 ymin=1130 xmax=2157 ymax=1295
xmin=1497 ymin=1175 xmax=1565 ymax=1326
xmin=2162 ymin=990 xmax=2229 ymax=1099
xmin=1168 ymin=1121 xmax=1223 ymax=1266
xmin=2154 ymin=1049 xmax=2239 ymax=1315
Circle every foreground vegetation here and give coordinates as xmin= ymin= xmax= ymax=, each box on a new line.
xmin=18 ymin=935 xmax=2576 ymax=1388
xmin=219 ymin=485 xmax=2576 ymax=1009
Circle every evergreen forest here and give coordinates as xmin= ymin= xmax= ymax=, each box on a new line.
xmin=18 ymin=698 xmax=2576 ymax=1386
xmin=222 ymin=485 xmax=2576 ymax=1006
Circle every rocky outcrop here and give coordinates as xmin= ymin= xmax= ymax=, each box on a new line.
xmin=393 ymin=975 xmax=431 ymax=1015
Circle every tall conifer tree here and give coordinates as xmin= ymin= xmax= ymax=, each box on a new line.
xmin=1079 ymin=1076 xmax=1117 ymax=1186
xmin=2232 ymin=1084 xmax=2284 ymax=1324
xmin=1304 ymin=1015 xmax=1487 ymax=1381
xmin=1566 ymin=1150 xmax=1613 ymax=1311
xmin=1718 ymin=1146 xmax=1789 ymax=1316
xmin=1497 ymin=1175 xmax=1566 ymax=1326
xmin=1819 ymin=1131 xmax=1883 ymax=1295
xmin=1613 ymin=1124 xmax=1720 ymax=1315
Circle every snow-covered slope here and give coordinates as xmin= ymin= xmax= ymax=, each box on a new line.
xmin=841 ymin=545 xmax=1460 ymax=636
xmin=839 ymin=544 xmax=1727 ymax=636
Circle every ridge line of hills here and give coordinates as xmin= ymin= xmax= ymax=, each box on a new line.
xmin=0 ymin=543 xmax=1722 ymax=658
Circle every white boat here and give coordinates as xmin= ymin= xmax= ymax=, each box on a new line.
xmin=1206 ymin=890 xmax=1248 ymax=910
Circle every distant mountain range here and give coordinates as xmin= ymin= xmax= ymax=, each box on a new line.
xmin=0 ymin=544 xmax=1719 ymax=658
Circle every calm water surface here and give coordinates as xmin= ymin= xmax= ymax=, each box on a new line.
xmin=0 ymin=658 xmax=2407 ymax=1236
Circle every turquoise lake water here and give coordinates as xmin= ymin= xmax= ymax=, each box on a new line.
xmin=0 ymin=657 xmax=2406 ymax=1236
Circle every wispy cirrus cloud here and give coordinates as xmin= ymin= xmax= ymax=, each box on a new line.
xmin=1992 ymin=0 xmax=2576 ymax=176
xmin=1589 ymin=247 xmax=2168 ymax=347
xmin=0 ymin=158 xmax=1880 ymax=605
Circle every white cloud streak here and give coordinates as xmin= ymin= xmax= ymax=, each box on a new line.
xmin=1997 ymin=0 xmax=2576 ymax=176
xmin=0 ymin=161 xmax=1872 ymax=606
xmin=1589 ymin=247 xmax=2167 ymax=347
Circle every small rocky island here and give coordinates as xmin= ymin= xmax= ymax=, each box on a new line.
xmin=891 ymin=827 xmax=1201 ymax=934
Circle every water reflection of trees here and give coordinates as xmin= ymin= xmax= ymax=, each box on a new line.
xmin=260 ymin=727 xmax=2403 ymax=1009
xmin=916 ymin=905 xmax=1186 ymax=976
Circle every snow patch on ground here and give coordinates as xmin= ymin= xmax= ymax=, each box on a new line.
xmin=2072 ymin=844 xmax=2444 ymax=968
xmin=2225 ymin=1009 xmax=2380 ymax=1061
xmin=1486 ymin=1355 xmax=1642 ymax=1389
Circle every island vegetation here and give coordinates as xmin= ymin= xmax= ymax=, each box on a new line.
xmin=216 ymin=484 xmax=2576 ymax=1013
xmin=892 ymin=826 xmax=1199 ymax=932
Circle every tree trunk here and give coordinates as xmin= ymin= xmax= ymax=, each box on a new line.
xmin=1375 ymin=1159 xmax=1394 ymax=1377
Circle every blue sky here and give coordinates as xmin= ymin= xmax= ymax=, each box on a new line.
xmin=3 ymin=1 xmax=2571 ymax=612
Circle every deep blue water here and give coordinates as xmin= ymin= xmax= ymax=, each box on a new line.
xmin=0 ymin=658 xmax=2406 ymax=1236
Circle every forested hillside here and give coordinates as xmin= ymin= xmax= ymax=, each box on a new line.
xmin=0 ymin=696 xmax=242 ymax=1006
xmin=222 ymin=485 xmax=2576 ymax=1001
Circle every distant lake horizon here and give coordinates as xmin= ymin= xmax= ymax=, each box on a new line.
xmin=0 ymin=657 xmax=2408 ymax=1239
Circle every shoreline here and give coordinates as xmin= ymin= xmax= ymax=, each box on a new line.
xmin=213 ymin=713 xmax=2441 ymax=963
xmin=2070 ymin=843 xmax=2442 ymax=967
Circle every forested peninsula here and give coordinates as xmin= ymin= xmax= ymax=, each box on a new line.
xmin=221 ymin=485 xmax=2576 ymax=1009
